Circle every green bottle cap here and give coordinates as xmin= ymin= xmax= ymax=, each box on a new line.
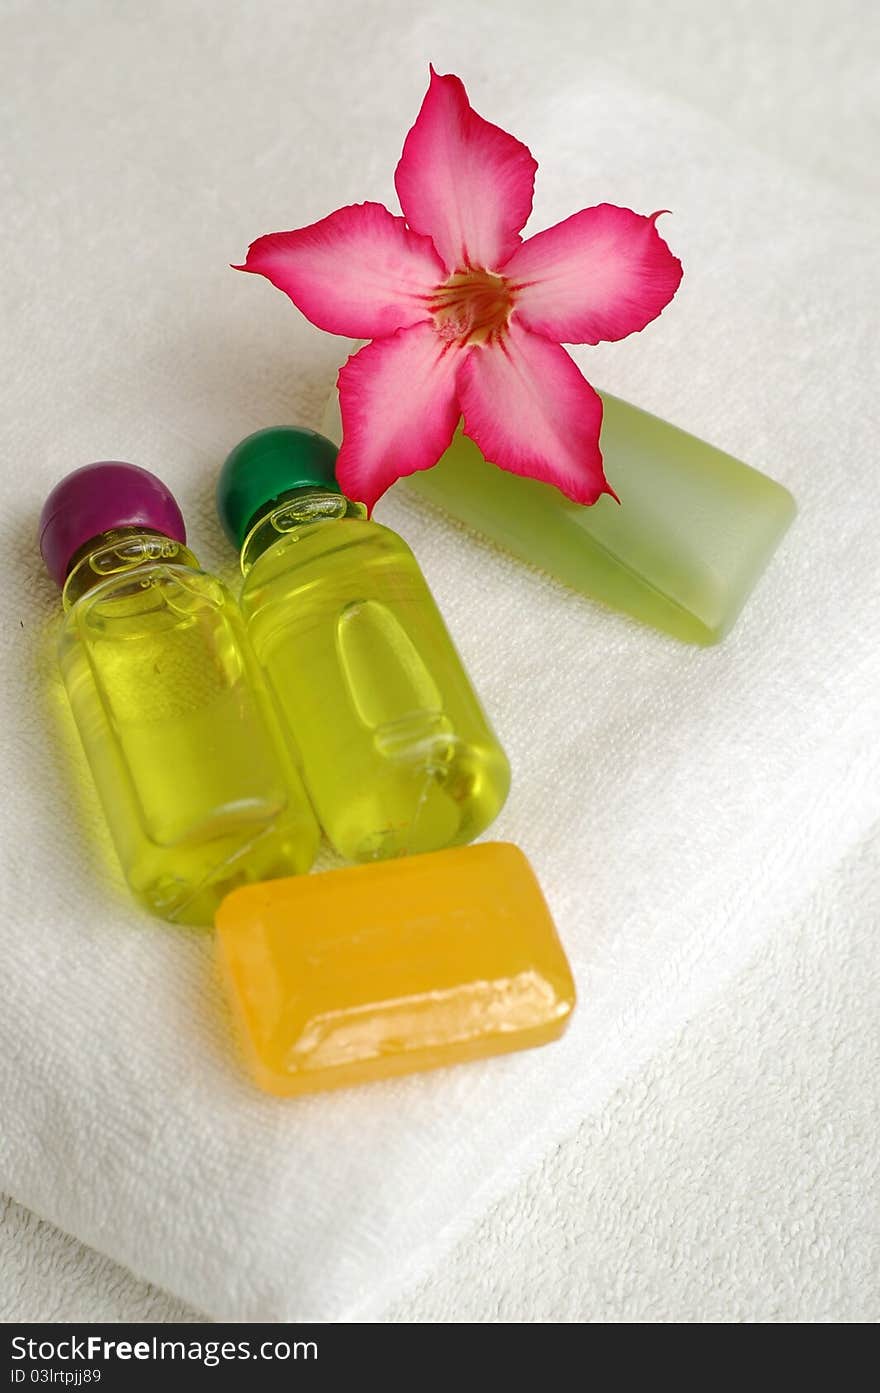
xmin=217 ymin=426 xmax=342 ymax=550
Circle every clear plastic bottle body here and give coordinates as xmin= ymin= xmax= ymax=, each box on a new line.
xmin=238 ymin=494 xmax=510 ymax=862
xmin=58 ymin=531 xmax=319 ymax=924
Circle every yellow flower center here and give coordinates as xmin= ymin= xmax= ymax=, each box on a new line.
xmin=431 ymin=268 xmax=514 ymax=346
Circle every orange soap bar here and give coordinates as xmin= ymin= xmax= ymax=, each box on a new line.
xmin=216 ymin=842 xmax=576 ymax=1096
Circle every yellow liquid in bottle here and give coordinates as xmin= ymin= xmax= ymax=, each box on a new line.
xmin=59 ymin=533 xmax=319 ymax=924
xmin=238 ymin=495 xmax=510 ymax=862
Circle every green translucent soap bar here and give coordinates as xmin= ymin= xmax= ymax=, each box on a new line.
xmin=324 ymin=388 xmax=796 ymax=645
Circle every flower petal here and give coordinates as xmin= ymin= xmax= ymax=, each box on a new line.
xmin=505 ymin=204 xmax=683 ymax=345
xmin=337 ymin=325 xmax=461 ymax=511
xmin=236 ymin=202 xmax=445 ymax=339
xmin=456 ymin=323 xmax=610 ymax=504
xmin=395 ymin=68 xmax=537 ymax=274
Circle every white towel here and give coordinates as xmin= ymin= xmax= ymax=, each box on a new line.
xmin=3 ymin=821 xmax=878 ymax=1324
xmin=1 ymin=1 xmax=878 ymax=1322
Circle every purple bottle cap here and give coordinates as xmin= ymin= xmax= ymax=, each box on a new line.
xmin=39 ymin=461 xmax=187 ymax=589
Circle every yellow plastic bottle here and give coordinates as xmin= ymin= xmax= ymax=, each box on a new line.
xmin=40 ymin=461 xmax=319 ymax=924
xmin=217 ymin=428 xmax=510 ymax=862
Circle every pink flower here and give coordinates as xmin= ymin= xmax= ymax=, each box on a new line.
xmin=237 ymin=68 xmax=683 ymax=512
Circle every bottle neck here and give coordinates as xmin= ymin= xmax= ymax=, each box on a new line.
xmin=62 ymin=528 xmax=199 ymax=610
xmin=240 ymin=487 xmax=367 ymax=574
